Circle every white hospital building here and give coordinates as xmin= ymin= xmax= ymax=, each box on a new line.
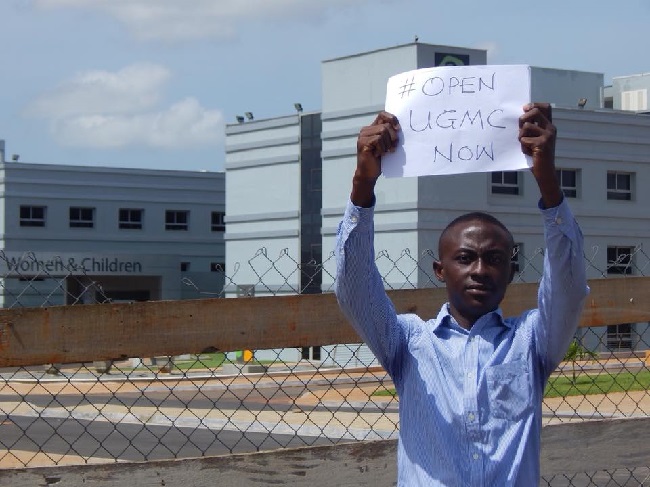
xmin=0 ymin=150 xmax=225 ymax=308
xmin=225 ymin=43 xmax=650 ymax=364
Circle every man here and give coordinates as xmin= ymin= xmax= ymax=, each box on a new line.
xmin=335 ymin=103 xmax=589 ymax=485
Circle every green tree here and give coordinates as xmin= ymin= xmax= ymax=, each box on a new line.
xmin=564 ymin=339 xmax=598 ymax=385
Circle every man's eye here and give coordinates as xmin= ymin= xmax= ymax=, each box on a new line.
xmin=456 ymin=255 xmax=471 ymax=264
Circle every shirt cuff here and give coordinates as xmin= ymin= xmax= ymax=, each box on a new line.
xmin=539 ymin=197 xmax=576 ymax=235
xmin=342 ymin=199 xmax=375 ymax=234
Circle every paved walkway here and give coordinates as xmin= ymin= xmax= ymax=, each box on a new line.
xmin=1 ymin=360 xmax=649 ymax=469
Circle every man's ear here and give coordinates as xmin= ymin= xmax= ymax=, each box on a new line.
xmin=433 ymin=260 xmax=445 ymax=282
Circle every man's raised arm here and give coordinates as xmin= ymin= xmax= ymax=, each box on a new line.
xmin=334 ymin=112 xmax=404 ymax=376
xmin=519 ymin=103 xmax=589 ymax=375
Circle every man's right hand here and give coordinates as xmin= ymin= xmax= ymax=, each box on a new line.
xmin=518 ymin=102 xmax=563 ymax=208
xmin=351 ymin=111 xmax=401 ymax=207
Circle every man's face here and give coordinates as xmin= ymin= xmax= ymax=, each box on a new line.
xmin=434 ymin=219 xmax=514 ymax=329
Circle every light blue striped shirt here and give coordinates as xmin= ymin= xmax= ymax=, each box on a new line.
xmin=335 ymin=198 xmax=588 ymax=486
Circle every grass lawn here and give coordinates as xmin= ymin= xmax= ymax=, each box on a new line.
xmin=173 ymin=354 xmax=275 ymax=370
xmin=172 ymin=353 xmax=226 ymax=370
xmin=371 ymin=369 xmax=650 ymax=398
xmin=544 ymin=368 xmax=650 ymax=398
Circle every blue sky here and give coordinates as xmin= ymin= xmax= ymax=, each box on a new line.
xmin=1 ymin=0 xmax=648 ymax=172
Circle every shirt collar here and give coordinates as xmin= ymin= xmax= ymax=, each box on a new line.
xmin=431 ymin=303 xmax=511 ymax=333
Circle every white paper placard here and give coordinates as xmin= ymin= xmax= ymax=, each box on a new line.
xmin=382 ymin=65 xmax=532 ymax=178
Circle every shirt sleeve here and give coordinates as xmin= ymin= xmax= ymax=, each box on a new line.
xmin=334 ymin=200 xmax=407 ymax=379
xmin=535 ymin=198 xmax=590 ymax=378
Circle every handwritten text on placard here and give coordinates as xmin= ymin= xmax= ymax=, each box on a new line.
xmin=382 ymin=65 xmax=531 ymax=178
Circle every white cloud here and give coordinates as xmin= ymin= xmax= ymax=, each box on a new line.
xmin=26 ymin=64 xmax=224 ymax=149
xmin=27 ymin=64 xmax=170 ymax=118
xmin=34 ymin=0 xmax=369 ymax=41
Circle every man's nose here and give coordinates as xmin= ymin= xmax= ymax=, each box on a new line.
xmin=471 ymin=258 xmax=488 ymax=276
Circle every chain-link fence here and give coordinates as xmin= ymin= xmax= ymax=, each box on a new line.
xmin=0 ymin=247 xmax=649 ymax=485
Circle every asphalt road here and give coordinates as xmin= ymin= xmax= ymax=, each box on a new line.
xmin=0 ymin=414 xmax=334 ymax=462
xmin=0 ymin=373 xmax=387 ymax=465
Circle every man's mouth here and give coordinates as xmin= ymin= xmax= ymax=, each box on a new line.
xmin=466 ymin=285 xmax=491 ymax=294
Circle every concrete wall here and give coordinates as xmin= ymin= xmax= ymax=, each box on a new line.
xmin=321 ymin=43 xmax=487 ymax=113
xmin=224 ymin=115 xmax=301 ymax=296
xmin=530 ymin=67 xmax=603 ymax=109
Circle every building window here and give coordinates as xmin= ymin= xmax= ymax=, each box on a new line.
xmin=119 ymin=208 xmax=143 ymax=229
xmin=607 ymin=246 xmax=634 ymax=275
xmin=491 ymin=171 xmax=519 ymax=195
xmin=607 ymin=172 xmax=633 ymax=201
xmin=511 ymin=243 xmax=522 ymax=274
xmin=165 ymin=210 xmax=189 ymax=231
xmin=301 ymin=346 xmax=322 ymax=361
xmin=19 ymin=276 xmax=45 ymax=282
xmin=20 ymin=205 xmax=46 ymax=227
xmin=556 ymin=169 xmax=578 ymax=198
xmin=180 ymin=262 xmax=190 ymax=272
xmin=69 ymin=207 xmax=95 ymax=228
xmin=211 ymin=211 xmax=225 ymax=232
xmin=210 ymin=262 xmax=224 ymax=273
xmin=607 ymin=323 xmax=632 ymax=350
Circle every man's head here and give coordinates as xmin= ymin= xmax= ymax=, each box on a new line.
xmin=433 ymin=212 xmax=515 ymax=329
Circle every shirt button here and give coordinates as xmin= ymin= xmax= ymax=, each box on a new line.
xmin=350 ymin=215 xmax=358 ymax=223
xmin=555 ymin=216 xmax=563 ymax=225
xmin=472 ymin=453 xmax=479 ymax=460
xmin=467 ymin=372 xmax=474 ymax=379
xmin=468 ymin=413 xmax=475 ymax=421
